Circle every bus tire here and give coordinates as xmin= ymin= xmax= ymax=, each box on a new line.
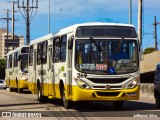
xmin=37 ymin=85 xmax=46 ymax=103
xmin=9 ymin=87 xmax=13 ymax=92
xmin=18 ymin=88 xmax=23 ymax=94
xmin=113 ymin=101 xmax=124 ymax=109
xmin=155 ymin=93 xmax=160 ymax=109
xmin=62 ymin=89 xmax=72 ymax=109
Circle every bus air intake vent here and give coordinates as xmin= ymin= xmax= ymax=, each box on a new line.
xmin=96 ymin=92 xmax=120 ymax=97
xmin=87 ymin=78 xmax=128 ymax=84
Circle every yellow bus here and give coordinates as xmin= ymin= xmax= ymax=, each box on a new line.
xmin=5 ymin=46 xmax=29 ymax=93
xmin=28 ymin=22 xmax=140 ymax=109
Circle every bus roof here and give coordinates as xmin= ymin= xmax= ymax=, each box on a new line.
xmin=6 ymin=46 xmax=28 ymax=56
xmin=30 ymin=33 xmax=54 ymax=45
xmin=56 ymin=22 xmax=135 ymax=36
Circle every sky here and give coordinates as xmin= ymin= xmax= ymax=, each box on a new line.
xmin=0 ymin=0 xmax=160 ymax=50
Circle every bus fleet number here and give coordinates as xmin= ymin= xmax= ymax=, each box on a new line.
xmin=77 ymin=73 xmax=87 ymax=78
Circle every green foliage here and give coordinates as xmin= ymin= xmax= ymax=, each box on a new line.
xmin=0 ymin=59 xmax=6 ymax=79
xmin=143 ymin=47 xmax=156 ymax=55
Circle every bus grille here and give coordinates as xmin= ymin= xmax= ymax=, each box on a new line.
xmin=96 ymin=92 xmax=120 ymax=97
xmin=87 ymin=78 xmax=128 ymax=84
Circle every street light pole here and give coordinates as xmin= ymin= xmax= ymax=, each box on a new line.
xmin=48 ymin=0 xmax=50 ymax=33
xmin=129 ymin=0 xmax=132 ymax=24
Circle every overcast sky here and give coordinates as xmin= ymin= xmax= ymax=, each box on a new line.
xmin=0 ymin=0 xmax=160 ymax=49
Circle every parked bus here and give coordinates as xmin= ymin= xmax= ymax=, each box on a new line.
xmin=28 ymin=22 xmax=140 ymax=109
xmin=5 ymin=46 xmax=29 ymax=93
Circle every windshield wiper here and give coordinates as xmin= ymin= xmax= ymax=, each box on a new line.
xmin=114 ymin=38 xmax=124 ymax=53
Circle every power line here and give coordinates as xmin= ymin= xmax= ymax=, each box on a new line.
xmin=17 ymin=0 xmax=38 ymax=45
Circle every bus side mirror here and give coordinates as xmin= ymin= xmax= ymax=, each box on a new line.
xmin=18 ymin=55 xmax=21 ymax=61
xmin=68 ymin=36 xmax=73 ymax=49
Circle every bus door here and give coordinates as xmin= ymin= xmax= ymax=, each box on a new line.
xmin=48 ymin=46 xmax=54 ymax=96
xmin=67 ymin=36 xmax=73 ymax=97
xmin=33 ymin=50 xmax=37 ymax=93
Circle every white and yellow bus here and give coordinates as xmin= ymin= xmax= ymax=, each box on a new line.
xmin=5 ymin=46 xmax=29 ymax=93
xmin=28 ymin=22 xmax=140 ymax=109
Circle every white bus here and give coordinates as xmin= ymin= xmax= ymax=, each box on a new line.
xmin=28 ymin=22 xmax=140 ymax=109
xmin=5 ymin=46 xmax=29 ymax=93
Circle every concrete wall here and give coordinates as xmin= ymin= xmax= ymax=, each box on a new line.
xmin=140 ymin=51 xmax=160 ymax=74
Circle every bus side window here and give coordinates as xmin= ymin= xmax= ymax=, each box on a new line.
xmin=29 ymin=45 xmax=33 ymax=66
xmin=37 ymin=43 xmax=42 ymax=65
xmin=42 ymin=41 xmax=48 ymax=64
xmin=9 ymin=55 xmax=12 ymax=68
xmin=53 ymin=38 xmax=60 ymax=62
xmin=14 ymin=52 xmax=18 ymax=67
xmin=60 ymin=35 xmax=67 ymax=62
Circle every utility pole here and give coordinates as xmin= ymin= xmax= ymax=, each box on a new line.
xmin=48 ymin=0 xmax=50 ymax=33
xmin=12 ymin=0 xmax=16 ymax=42
xmin=0 ymin=10 xmax=12 ymax=41
xmin=138 ymin=0 xmax=142 ymax=46
xmin=129 ymin=0 xmax=132 ymax=24
xmin=18 ymin=0 xmax=38 ymax=45
xmin=0 ymin=9 xmax=12 ymax=53
xmin=153 ymin=16 xmax=160 ymax=51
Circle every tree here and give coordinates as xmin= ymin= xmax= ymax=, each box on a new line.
xmin=143 ymin=47 xmax=156 ymax=55
xmin=0 ymin=59 xmax=6 ymax=79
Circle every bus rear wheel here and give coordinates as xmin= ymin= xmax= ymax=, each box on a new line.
xmin=113 ymin=101 xmax=124 ymax=109
xmin=155 ymin=93 xmax=160 ymax=109
xmin=37 ymin=85 xmax=46 ymax=103
xmin=9 ymin=87 xmax=13 ymax=92
xmin=62 ymin=90 xmax=73 ymax=109
xmin=18 ymin=88 xmax=23 ymax=93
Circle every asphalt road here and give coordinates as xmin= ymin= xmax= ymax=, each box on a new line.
xmin=0 ymin=89 xmax=160 ymax=120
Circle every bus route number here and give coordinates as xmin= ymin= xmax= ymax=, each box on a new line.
xmin=77 ymin=73 xmax=87 ymax=78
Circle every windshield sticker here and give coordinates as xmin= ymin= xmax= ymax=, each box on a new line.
xmin=108 ymin=67 xmax=115 ymax=74
xmin=96 ymin=64 xmax=107 ymax=70
xmin=80 ymin=64 xmax=96 ymax=70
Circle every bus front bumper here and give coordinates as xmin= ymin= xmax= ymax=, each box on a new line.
xmin=71 ymin=85 xmax=140 ymax=101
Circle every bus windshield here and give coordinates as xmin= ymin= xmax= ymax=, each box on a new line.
xmin=75 ymin=39 xmax=139 ymax=75
xmin=21 ymin=54 xmax=28 ymax=73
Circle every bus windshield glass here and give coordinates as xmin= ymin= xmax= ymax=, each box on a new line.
xmin=75 ymin=39 xmax=139 ymax=75
xmin=76 ymin=26 xmax=137 ymax=38
xmin=21 ymin=54 xmax=28 ymax=73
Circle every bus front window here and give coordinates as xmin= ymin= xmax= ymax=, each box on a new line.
xmin=21 ymin=54 xmax=28 ymax=73
xmin=75 ymin=39 xmax=139 ymax=75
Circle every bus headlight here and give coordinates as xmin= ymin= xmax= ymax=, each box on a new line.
xmin=73 ymin=77 xmax=91 ymax=89
xmin=20 ymin=76 xmax=28 ymax=81
xmin=125 ymin=77 xmax=140 ymax=89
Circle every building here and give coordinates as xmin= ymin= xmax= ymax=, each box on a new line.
xmin=0 ymin=28 xmax=7 ymax=58
xmin=0 ymin=28 xmax=24 ymax=59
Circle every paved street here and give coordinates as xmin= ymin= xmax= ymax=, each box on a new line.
xmin=0 ymin=89 xmax=160 ymax=120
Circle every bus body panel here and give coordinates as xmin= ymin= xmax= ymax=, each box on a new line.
xmin=5 ymin=46 xmax=29 ymax=91
xmin=27 ymin=23 xmax=140 ymax=107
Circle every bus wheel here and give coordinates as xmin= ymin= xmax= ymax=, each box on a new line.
xmin=62 ymin=89 xmax=72 ymax=109
xmin=113 ymin=101 xmax=124 ymax=109
xmin=9 ymin=87 xmax=13 ymax=92
xmin=18 ymin=88 xmax=23 ymax=94
xmin=37 ymin=85 xmax=46 ymax=103
xmin=155 ymin=93 xmax=160 ymax=109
